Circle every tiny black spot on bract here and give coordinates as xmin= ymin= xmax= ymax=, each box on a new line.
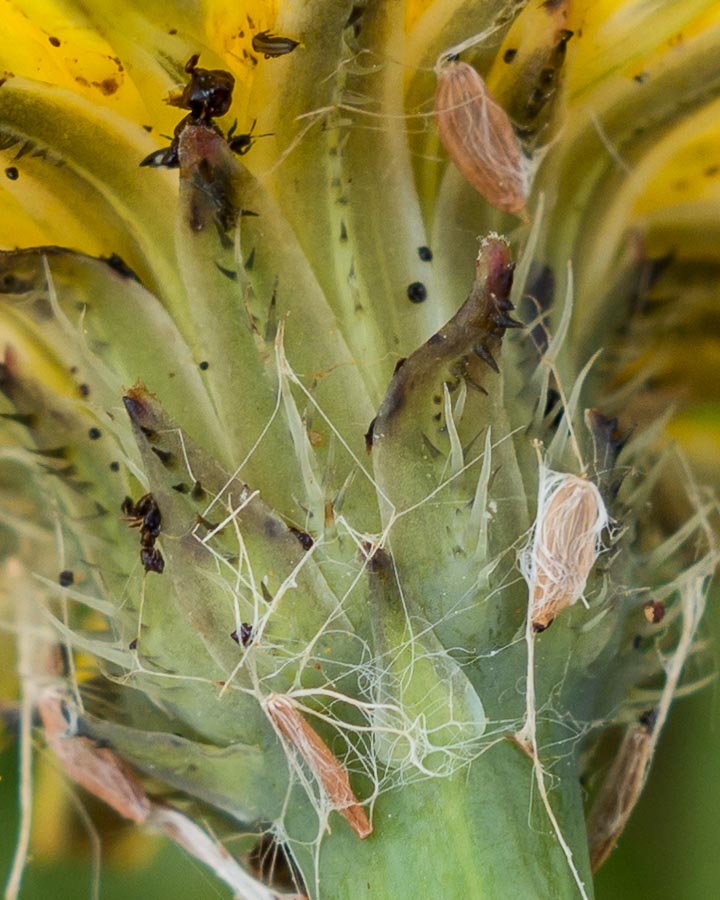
xmin=48 ymin=36 xmax=61 ymax=47
xmin=88 ymin=427 xmax=101 ymax=440
xmin=129 ymin=637 xmax=138 ymax=650
xmin=5 ymin=167 xmax=19 ymax=180
xmin=407 ymin=282 xmax=427 ymax=303
xmin=417 ymin=246 xmax=433 ymax=261
xmin=503 ymin=48 xmax=517 ymax=63
xmin=199 ymin=360 xmax=209 ymax=370
xmin=79 ymin=384 xmax=90 ymax=397
xmin=59 ymin=570 xmax=74 ymax=587
xmin=110 ymin=461 xmax=120 ymax=472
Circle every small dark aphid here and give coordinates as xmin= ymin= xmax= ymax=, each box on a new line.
xmin=289 ymin=527 xmax=314 ymax=551
xmin=417 ymin=246 xmax=433 ymax=262
xmin=58 ymin=570 xmax=74 ymax=587
xmin=251 ymin=30 xmax=300 ymax=60
xmin=230 ymin=623 xmax=254 ymax=647
xmin=5 ymin=167 xmax=19 ymax=180
xmin=227 ymin=118 xmax=273 ymax=156
xmin=122 ymin=493 xmax=161 ymax=536
xmin=122 ymin=493 xmax=164 ymax=574
xmin=199 ymin=360 xmax=209 ymax=371
xmin=88 ymin=427 xmax=101 ymax=440
xmin=140 ymin=546 xmax=165 ymax=574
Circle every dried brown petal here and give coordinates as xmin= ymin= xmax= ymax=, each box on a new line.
xmin=587 ymin=723 xmax=653 ymax=872
xmin=39 ymin=689 xmax=150 ymax=823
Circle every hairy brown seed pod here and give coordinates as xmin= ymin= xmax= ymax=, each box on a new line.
xmin=434 ymin=61 xmax=528 ymax=215
xmin=520 ymin=469 xmax=609 ymax=631
xmin=265 ymin=693 xmax=372 ymax=839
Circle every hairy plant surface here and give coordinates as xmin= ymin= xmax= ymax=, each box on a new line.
xmin=1 ymin=2 xmax=719 ymax=898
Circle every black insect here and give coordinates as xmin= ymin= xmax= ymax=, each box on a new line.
xmin=230 ymin=623 xmax=254 ymax=647
xmin=122 ymin=493 xmax=164 ymax=574
xmin=251 ymin=30 xmax=299 ymax=59
xmin=227 ymin=118 xmax=273 ymax=155
xmin=170 ymin=53 xmax=235 ymax=119
xmin=140 ymin=54 xmax=273 ymax=169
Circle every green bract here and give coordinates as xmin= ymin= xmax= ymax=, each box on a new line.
xmin=1 ymin=2 xmax=718 ymax=898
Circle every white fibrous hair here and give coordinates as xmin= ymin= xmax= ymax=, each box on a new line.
xmin=519 ymin=468 xmax=609 ymax=630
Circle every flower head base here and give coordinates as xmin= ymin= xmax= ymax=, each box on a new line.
xmin=1 ymin=1 xmax=719 ymax=898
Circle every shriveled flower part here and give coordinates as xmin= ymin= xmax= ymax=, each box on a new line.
xmin=519 ymin=468 xmax=610 ymax=631
xmin=434 ymin=61 xmax=530 ymax=216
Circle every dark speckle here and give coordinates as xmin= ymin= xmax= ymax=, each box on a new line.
xmin=48 ymin=36 xmax=61 ymax=47
xmin=230 ymin=623 xmax=254 ymax=646
xmin=79 ymin=383 xmax=90 ymax=397
xmin=704 ymin=164 xmax=719 ymax=177
xmin=5 ymin=167 xmax=19 ymax=180
xmin=103 ymin=253 xmax=141 ymax=282
xmin=129 ymin=637 xmax=138 ymax=650
xmin=59 ymin=570 xmax=74 ymax=587
xmin=88 ymin=427 xmax=101 ymax=440
xmin=503 ymin=48 xmax=517 ymax=63
xmin=110 ymin=461 xmax=120 ymax=472
xmin=407 ymin=282 xmax=427 ymax=304
xmin=96 ymin=77 xmax=120 ymax=96
xmin=199 ymin=360 xmax=209 ymax=371
xmin=417 ymin=245 xmax=433 ymax=262
xmin=168 ymin=28 xmax=178 ymax=35
xmin=151 ymin=446 xmax=174 ymax=466
xmin=364 ymin=417 xmax=376 ymax=452
xmin=289 ymin=526 xmax=314 ymax=551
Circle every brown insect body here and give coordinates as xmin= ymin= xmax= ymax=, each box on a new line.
xmin=435 ymin=62 xmax=528 ymax=215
